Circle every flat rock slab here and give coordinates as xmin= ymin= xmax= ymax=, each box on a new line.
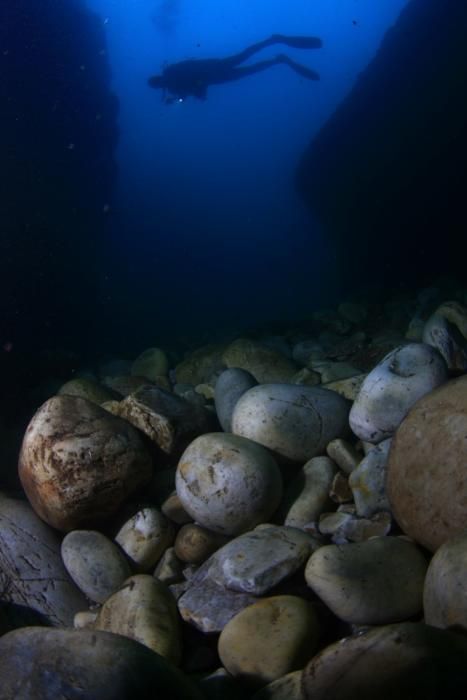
xmin=0 ymin=493 xmax=87 ymax=627
xmin=208 ymin=525 xmax=318 ymax=595
xmin=177 ymin=563 xmax=257 ymax=634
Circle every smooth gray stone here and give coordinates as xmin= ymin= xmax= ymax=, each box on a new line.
xmin=176 ymin=433 xmax=282 ymax=536
xmin=232 ymin=384 xmax=351 ymax=463
xmin=0 ymin=626 xmax=204 ymax=700
xmin=61 ymin=530 xmax=131 ymax=603
xmin=0 ymin=493 xmax=87 ymax=627
xmin=305 ymin=536 xmax=428 ymax=625
xmin=214 ymin=368 xmax=257 ymax=432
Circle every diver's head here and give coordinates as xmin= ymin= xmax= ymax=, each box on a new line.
xmin=148 ymin=74 xmax=166 ymax=89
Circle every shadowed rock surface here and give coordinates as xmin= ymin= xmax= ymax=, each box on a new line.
xmin=297 ymin=0 xmax=467 ymax=296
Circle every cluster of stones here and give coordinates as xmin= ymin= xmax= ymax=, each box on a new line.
xmin=2 ymin=287 xmax=467 ymax=698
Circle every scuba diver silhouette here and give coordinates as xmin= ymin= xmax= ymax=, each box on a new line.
xmin=148 ymin=34 xmax=322 ymax=103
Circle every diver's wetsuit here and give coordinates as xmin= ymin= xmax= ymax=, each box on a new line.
xmin=148 ymin=34 xmax=322 ymax=101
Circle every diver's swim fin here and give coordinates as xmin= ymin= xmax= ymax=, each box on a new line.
xmin=277 ymin=54 xmax=320 ymax=80
xmin=271 ymin=34 xmax=323 ymax=49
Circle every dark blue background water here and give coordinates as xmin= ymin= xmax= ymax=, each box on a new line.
xmin=89 ymin=0 xmax=407 ymax=342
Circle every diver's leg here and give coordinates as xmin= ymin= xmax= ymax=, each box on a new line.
xmin=210 ymin=58 xmax=284 ymax=84
xmin=223 ymin=37 xmax=279 ymax=67
xmin=224 ymin=34 xmax=322 ymax=67
xmin=276 ymin=54 xmax=320 ymax=80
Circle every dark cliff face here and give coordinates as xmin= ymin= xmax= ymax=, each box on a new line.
xmin=297 ymin=0 xmax=467 ymax=296
xmin=0 ymin=0 xmax=118 ymax=428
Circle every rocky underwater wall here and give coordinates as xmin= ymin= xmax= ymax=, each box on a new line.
xmin=296 ymin=0 xmax=467 ymax=296
xmin=0 ymin=0 xmax=118 ymax=416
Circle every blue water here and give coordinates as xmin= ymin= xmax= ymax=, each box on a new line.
xmin=86 ymin=0 xmax=408 ymax=341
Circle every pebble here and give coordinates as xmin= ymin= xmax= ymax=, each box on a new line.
xmin=154 ymin=546 xmax=185 ymax=584
xmin=320 ymin=509 xmax=392 ymax=544
xmin=232 ymin=383 xmax=350 ymax=463
xmin=292 ymin=339 xmax=324 ymax=366
xmin=349 ymin=342 xmax=448 ymax=443
xmin=422 ymin=301 xmax=467 ymax=371
xmin=280 ymin=456 xmax=338 ymax=528
xmin=176 ymin=432 xmax=283 ymax=535
xmin=174 ymin=523 xmax=230 ymax=565
xmin=161 ymin=490 xmax=193 ymax=524
xmin=18 ymin=394 xmax=153 ymax=531
xmin=102 ymin=373 xmax=152 ymax=397
xmin=423 ymin=530 xmax=467 ymax=631
xmin=175 ymin=344 xmax=227 ymax=385
xmin=312 ymin=360 xmax=361 ymax=383
xmin=131 ymin=346 xmax=169 ymax=379
xmin=318 ymin=511 xmax=355 ymax=539
xmin=73 ymin=610 xmax=98 ymax=629
xmin=218 ymin=595 xmax=320 ymax=687
xmin=115 ymin=506 xmax=174 ymax=571
xmin=323 ymin=373 xmax=366 ymax=401
xmin=58 ymin=377 xmax=120 ymax=404
xmin=304 ymin=536 xmax=428 ymax=624
xmin=290 ymin=367 xmax=322 ymax=385
xmin=61 ymin=529 xmax=132 ymax=603
xmin=329 ymin=471 xmax=353 ymax=503
xmin=326 ymin=438 xmax=361 ymax=474
xmin=222 ymin=338 xmax=297 ymax=383
xmin=214 ymin=367 xmax=257 ymax=432
xmin=348 ymin=438 xmax=392 ymax=517
xmin=251 ymin=670 xmax=303 ymax=700
xmin=95 ymin=574 xmax=182 ymax=665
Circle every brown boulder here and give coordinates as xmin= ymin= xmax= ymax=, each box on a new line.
xmin=19 ymin=395 xmax=153 ymax=531
xmin=387 ymin=375 xmax=467 ymax=551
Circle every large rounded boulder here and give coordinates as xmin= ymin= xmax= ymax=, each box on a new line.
xmin=302 ymin=622 xmax=467 ymax=700
xmin=0 ymin=627 xmax=203 ymax=700
xmin=387 ymin=375 xmax=467 ymax=551
xmin=19 ymin=395 xmax=153 ymax=531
